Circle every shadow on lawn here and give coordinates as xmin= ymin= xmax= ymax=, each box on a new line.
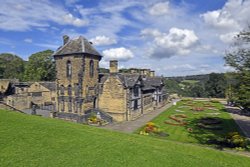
xmin=186 ymin=116 xmax=240 ymax=146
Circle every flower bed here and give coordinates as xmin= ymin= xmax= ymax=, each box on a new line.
xmin=191 ymin=107 xmax=205 ymax=111
xmin=140 ymin=122 xmax=168 ymax=137
xmin=165 ymin=114 xmax=188 ymax=126
xmin=87 ymin=115 xmax=108 ymax=126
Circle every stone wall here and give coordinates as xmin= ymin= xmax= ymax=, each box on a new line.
xmin=55 ymin=54 xmax=100 ymax=114
xmin=98 ymin=76 xmax=127 ymax=122
xmin=5 ymin=95 xmax=29 ymax=110
xmin=142 ymin=93 xmax=155 ymax=114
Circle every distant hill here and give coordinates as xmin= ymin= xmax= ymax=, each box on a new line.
xmin=166 ymin=74 xmax=211 ymax=82
xmin=164 ymin=73 xmax=227 ymax=98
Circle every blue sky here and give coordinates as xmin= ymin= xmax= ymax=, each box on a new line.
xmin=0 ymin=0 xmax=249 ymax=76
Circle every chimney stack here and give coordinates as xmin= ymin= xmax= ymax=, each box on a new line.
xmin=110 ymin=60 xmax=118 ymax=73
xmin=63 ymin=35 xmax=69 ymax=45
xmin=150 ymin=71 xmax=155 ymax=77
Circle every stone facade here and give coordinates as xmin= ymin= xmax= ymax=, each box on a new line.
xmin=1 ymin=35 xmax=168 ymax=123
xmin=4 ymin=82 xmax=56 ymax=110
xmin=98 ymin=61 xmax=167 ymax=122
xmin=53 ymin=36 xmax=102 ymax=116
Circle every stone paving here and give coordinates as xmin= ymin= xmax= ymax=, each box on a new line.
xmin=225 ymin=105 xmax=250 ymax=138
xmin=102 ymin=101 xmax=177 ymax=133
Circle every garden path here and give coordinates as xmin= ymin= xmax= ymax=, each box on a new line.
xmin=102 ymin=100 xmax=178 ymax=133
xmin=225 ymin=105 xmax=250 ymax=138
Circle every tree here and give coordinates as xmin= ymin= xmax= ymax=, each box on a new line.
xmin=224 ymin=28 xmax=250 ymax=111
xmin=189 ymin=83 xmax=206 ymax=97
xmin=24 ymin=50 xmax=55 ymax=81
xmin=164 ymin=79 xmax=183 ymax=95
xmin=0 ymin=53 xmax=25 ymax=80
xmin=204 ymin=73 xmax=226 ymax=98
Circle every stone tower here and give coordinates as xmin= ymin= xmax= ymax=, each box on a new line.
xmin=53 ymin=35 xmax=102 ymax=115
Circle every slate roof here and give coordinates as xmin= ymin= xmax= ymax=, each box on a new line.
xmin=99 ymin=73 xmax=164 ymax=90
xmin=118 ymin=74 xmax=140 ymax=88
xmin=142 ymin=76 xmax=164 ymax=90
xmin=99 ymin=73 xmax=141 ymax=88
xmin=39 ymin=82 xmax=56 ymax=91
xmin=53 ymin=36 xmax=101 ymax=57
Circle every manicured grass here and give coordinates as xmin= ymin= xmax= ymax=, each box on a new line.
xmin=0 ymin=109 xmax=250 ymax=166
xmin=181 ymin=80 xmax=199 ymax=84
xmin=137 ymin=100 xmax=244 ymax=145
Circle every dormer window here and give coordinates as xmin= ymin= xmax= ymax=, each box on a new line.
xmin=89 ymin=60 xmax=94 ymax=78
xmin=66 ymin=60 xmax=72 ymax=78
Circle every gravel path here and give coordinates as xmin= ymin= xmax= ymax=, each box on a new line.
xmin=102 ymin=101 xmax=176 ymax=133
xmin=225 ymin=105 xmax=250 ymax=138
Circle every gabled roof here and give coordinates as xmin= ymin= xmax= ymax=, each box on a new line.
xmin=118 ymin=74 xmax=141 ymax=88
xmin=38 ymin=82 xmax=56 ymax=91
xmin=142 ymin=76 xmax=164 ymax=90
xmin=53 ymin=36 xmax=102 ymax=57
xmin=0 ymin=80 xmax=11 ymax=93
xmin=99 ymin=73 xmax=141 ymax=88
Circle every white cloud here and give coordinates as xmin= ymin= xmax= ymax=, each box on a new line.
xmin=141 ymin=27 xmax=199 ymax=58
xmin=149 ymin=2 xmax=169 ymax=16
xmin=63 ymin=13 xmax=88 ymax=27
xmin=201 ymin=10 xmax=239 ymax=30
xmin=201 ymin=0 xmax=250 ymax=32
xmin=141 ymin=28 xmax=161 ymax=37
xmin=163 ymin=64 xmax=196 ymax=71
xmin=34 ymin=43 xmax=59 ymax=49
xmin=24 ymin=38 xmax=33 ymax=43
xmin=0 ymin=0 xmax=88 ymax=31
xmin=102 ymin=47 xmax=134 ymax=61
xmin=219 ymin=32 xmax=238 ymax=44
xmin=90 ymin=36 xmax=117 ymax=46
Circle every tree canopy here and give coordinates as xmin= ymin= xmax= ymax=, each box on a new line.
xmin=24 ymin=50 xmax=55 ymax=81
xmin=0 ymin=53 xmax=25 ymax=80
xmin=224 ymin=28 xmax=250 ymax=111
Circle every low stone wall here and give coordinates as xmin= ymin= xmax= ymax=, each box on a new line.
xmin=0 ymin=101 xmax=25 ymax=113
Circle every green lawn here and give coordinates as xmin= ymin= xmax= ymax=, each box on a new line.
xmin=181 ymin=80 xmax=199 ymax=84
xmin=136 ymin=100 xmax=244 ymax=145
xmin=1 ymin=109 xmax=250 ymax=167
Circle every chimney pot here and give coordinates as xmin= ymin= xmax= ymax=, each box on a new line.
xmin=150 ymin=71 xmax=155 ymax=77
xmin=63 ymin=35 xmax=69 ymax=45
xmin=110 ymin=60 xmax=118 ymax=73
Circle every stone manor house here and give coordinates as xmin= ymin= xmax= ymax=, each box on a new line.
xmin=0 ymin=35 xmax=168 ymax=122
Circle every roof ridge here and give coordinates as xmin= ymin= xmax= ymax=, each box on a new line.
xmin=80 ymin=36 xmax=85 ymax=53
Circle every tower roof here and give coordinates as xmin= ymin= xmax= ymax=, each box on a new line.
xmin=53 ymin=36 xmax=102 ymax=57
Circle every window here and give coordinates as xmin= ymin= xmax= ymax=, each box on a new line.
xmin=134 ymin=87 xmax=139 ymax=97
xmin=68 ymin=85 xmax=72 ymax=96
xmin=66 ymin=60 xmax=72 ymax=78
xmin=68 ymin=98 xmax=72 ymax=112
xmin=89 ymin=60 xmax=94 ymax=78
xmin=74 ymin=84 xmax=79 ymax=96
xmin=61 ymin=99 xmax=65 ymax=112
xmin=134 ymin=100 xmax=138 ymax=110
xmin=60 ymin=85 xmax=64 ymax=95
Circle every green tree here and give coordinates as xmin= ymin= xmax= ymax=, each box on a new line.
xmin=204 ymin=73 xmax=226 ymax=98
xmin=0 ymin=53 xmax=25 ymax=80
xmin=164 ymin=79 xmax=183 ymax=95
xmin=24 ymin=50 xmax=55 ymax=81
xmin=190 ymin=83 xmax=207 ymax=98
xmin=224 ymin=28 xmax=250 ymax=111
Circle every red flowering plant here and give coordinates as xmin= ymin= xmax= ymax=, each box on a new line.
xmin=140 ymin=122 xmax=168 ymax=137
